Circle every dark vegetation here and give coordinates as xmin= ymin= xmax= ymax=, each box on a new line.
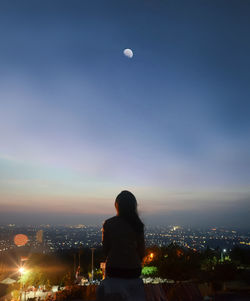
xmin=144 ymin=244 xmax=250 ymax=285
xmin=0 ymin=247 xmax=105 ymax=286
xmin=0 ymin=245 xmax=250 ymax=288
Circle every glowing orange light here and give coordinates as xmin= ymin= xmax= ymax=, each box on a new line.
xmin=14 ymin=234 xmax=28 ymax=246
xmin=19 ymin=267 xmax=25 ymax=274
xmin=150 ymin=253 xmax=154 ymax=259
xmin=176 ymin=249 xmax=183 ymax=257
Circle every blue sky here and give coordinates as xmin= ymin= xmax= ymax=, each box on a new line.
xmin=0 ymin=0 xmax=249 ymax=227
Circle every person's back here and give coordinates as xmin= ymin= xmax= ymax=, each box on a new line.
xmin=103 ymin=215 xmax=145 ymax=274
xmin=102 ymin=191 xmax=145 ymax=278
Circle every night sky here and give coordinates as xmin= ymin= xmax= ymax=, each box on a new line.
xmin=0 ymin=0 xmax=249 ymax=228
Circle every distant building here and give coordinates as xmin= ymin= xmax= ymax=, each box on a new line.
xmin=36 ymin=230 xmax=43 ymax=243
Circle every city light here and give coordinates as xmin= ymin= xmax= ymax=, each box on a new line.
xmin=19 ymin=267 xmax=25 ymax=274
xmin=1 ymin=225 xmax=249 ymax=254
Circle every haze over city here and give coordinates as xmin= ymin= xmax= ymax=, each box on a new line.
xmin=0 ymin=0 xmax=250 ymax=228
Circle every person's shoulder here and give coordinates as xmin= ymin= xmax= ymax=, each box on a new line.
xmin=103 ymin=216 xmax=119 ymax=227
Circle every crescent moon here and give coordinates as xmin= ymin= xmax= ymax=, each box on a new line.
xmin=123 ymin=48 xmax=133 ymax=58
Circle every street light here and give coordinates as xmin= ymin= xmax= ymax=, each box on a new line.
xmin=19 ymin=267 xmax=25 ymax=275
xmin=221 ymin=249 xmax=227 ymax=262
xmin=91 ymin=248 xmax=95 ymax=282
xmin=19 ymin=267 xmax=25 ymax=301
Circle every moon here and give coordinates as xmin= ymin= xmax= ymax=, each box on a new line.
xmin=123 ymin=48 xmax=133 ymax=58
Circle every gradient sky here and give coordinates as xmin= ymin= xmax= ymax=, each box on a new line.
xmin=0 ymin=0 xmax=250 ymax=228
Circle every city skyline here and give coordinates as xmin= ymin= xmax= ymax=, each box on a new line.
xmin=1 ymin=223 xmax=249 ymax=253
xmin=0 ymin=0 xmax=250 ymax=228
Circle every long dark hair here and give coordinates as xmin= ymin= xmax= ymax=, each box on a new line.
xmin=115 ymin=190 xmax=144 ymax=234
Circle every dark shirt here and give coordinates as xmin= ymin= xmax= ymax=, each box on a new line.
xmin=102 ymin=216 xmax=145 ymax=272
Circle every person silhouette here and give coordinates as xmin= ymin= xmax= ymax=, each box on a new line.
xmin=97 ymin=191 xmax=146 ymax=301
xmin=102 ymin=190 xmax=145 ymax=278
